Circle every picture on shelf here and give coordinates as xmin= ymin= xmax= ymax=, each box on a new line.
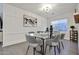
xmin=23 ymin=15 xmax=37 ymax=27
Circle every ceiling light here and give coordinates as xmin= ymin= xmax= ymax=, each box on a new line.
xmin=39 ymin=4 xmax=56 ymax=13
xmin=42 ymin=4 xmax=52 ymax=13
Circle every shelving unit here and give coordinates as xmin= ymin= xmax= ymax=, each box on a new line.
xmin=70 ymin=30 xmax=78 ymax=42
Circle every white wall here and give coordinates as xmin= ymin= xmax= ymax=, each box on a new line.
xmin=76 ymin=4 xmax=79 ymax=54
xmin=0 ymin=4 xmax=3 ymax=29
xmin=48 ymin=12 xmax=75 ymax=40
xmin=77 ymin=4 xmax=79 ymax=12
xmin=3 ymin=4 xmax=47 ymax=47
xmin=0 ymin=4 xmax=3 ymax=43
xmin=0 ymin=4 xmax=3 ymax=18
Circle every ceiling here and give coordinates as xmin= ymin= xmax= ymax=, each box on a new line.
xmin=9 ymin=3 xmax=78 ymax=18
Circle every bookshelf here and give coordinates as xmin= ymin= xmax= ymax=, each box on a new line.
xmin=70 ymin=30 xmax=78 ymax=42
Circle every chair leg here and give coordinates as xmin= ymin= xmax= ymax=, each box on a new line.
xmin=54 ymin=46 xmax=56 ymax=55
xmin=40 ymin=45 xmax=43 ymax=52
xmin=33 ymin=47 xmax=36 ymax=55
xmin=26 ymin=46 xmax=30 ymax=55
xmin=61 ymin=41 xmax=64 ymax=49
xmin=57 ymin=45 xmax=60 ymax=54
xmin=49 ymin=45 xmax=52 ymax=52
xmin=58 ymin=42 xmax=61 ymax=53
xmin=45 ymin=44 xmax=47 ymax=54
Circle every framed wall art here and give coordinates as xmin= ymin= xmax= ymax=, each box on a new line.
xmin=23 ymin=15 xmax=37 ymax=27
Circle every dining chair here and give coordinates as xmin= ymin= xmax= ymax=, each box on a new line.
xmin=45 ymin=34 xmax=61 ymax=55
xmin=25 ymin=34 xmax=42 ymax=55
xmin=59 ymin=33 xmax=65 ymax=49
xmin=28 ymin=31 xmax=35 ymax=34
xmin=37 ymin=31 xmax=45 ymax=33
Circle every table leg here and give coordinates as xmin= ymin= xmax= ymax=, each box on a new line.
xmin=58 ymin=42 xmax=61 ymax=54
xmin=42 ymin=39 xmax=45 ymax=55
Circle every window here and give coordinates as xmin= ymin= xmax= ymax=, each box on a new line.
xmin=51 ymin=19 xmax=68 ymax=32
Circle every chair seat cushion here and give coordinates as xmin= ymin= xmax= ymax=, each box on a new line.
xmin=46 ymin=40 xmax=59 ymax=46
xmin=51 ymin=42 xmax=59 ymax=46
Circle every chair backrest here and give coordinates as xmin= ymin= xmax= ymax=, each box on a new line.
xmin=28 ymin=31 xmax=35 ymax=34
xmin=60 ymin=33 xmax=65 ymax=40
xmin=37 ymin=31 xmax=44 ymax=33
xmin=52 ymin=34 xmax=61 ymax=42
xmin=53 ymin=31 xmax=60 ymax=35
xmin=26 ymin=34 xmax=37 ymax=43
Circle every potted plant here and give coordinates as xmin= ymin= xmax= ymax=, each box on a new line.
xmin=70 ymin=26 xmax=75 ymax=30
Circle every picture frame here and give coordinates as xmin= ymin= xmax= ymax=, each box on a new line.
xmin=23 ymin=15 xmax=37 ymax=27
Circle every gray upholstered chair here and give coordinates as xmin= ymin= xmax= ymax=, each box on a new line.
xmin=45 ymin=34 xmax=61 ymax=55
xmin=25 ymin=34 xmax=42 ymax=55
xmin=59 ymin=33 xmax=65 ymax=49
xmin=28 ymin=31 xmax=35 ymax=34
